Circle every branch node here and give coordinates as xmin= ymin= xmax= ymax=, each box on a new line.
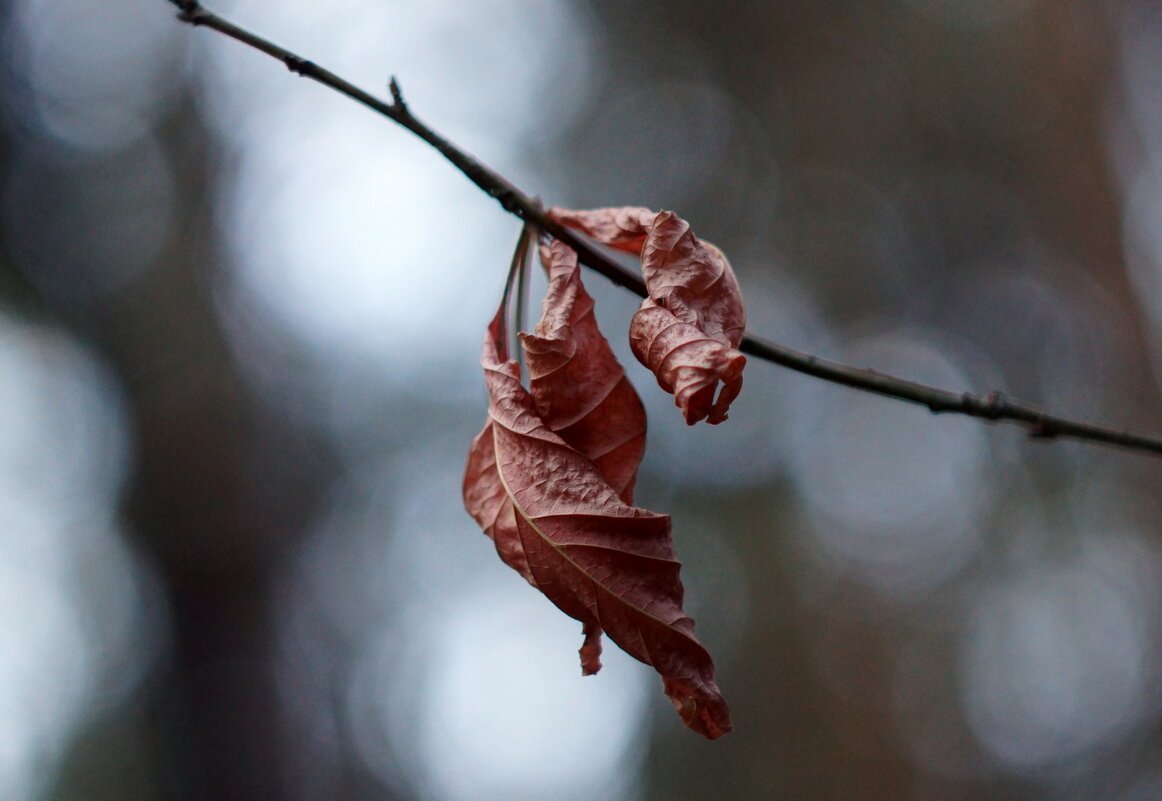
xmin=176 ymin=0 xmax=203 ymax=23
xmin=389 ymin=76 xmax=407 ymax=113
xmin=494 ymin=188 xmax=520 ymax=214
xmin=284 ymin=55 xmax=315 ymax=76
xmin=984 ymin=391 xmax=1007 ymax=420
xmin=1027 ymin=421 xmax=1057 ymax=440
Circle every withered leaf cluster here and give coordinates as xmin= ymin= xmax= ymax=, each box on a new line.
xmin=463 ymin=207 xmax=745 ymax=739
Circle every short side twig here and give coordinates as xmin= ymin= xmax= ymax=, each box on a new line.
xmin=165 ymin=0 xmax=1162 ymax=459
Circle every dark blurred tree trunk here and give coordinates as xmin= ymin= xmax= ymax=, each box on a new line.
xmin=107 ymin=98 xmax=346 ymax=797
xmin=117 ymin=98 xmax=294 ymax=801
xmin=0 ymin=53 xmax=338 ymax=797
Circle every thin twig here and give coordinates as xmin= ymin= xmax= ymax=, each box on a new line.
xmin=166 ymin=0 xmax=1162 ymax=458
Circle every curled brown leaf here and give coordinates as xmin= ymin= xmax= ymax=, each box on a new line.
xmin=548 ymin=206 xmax=747 ymax=425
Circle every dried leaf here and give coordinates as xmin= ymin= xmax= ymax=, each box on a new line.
xmin=462 ymin=243 xmax=732 ymax=738
xmin=520 ymin=240 xmax=646 ymax=503
xmin=549 ymin=206 xmax=747 ymax=424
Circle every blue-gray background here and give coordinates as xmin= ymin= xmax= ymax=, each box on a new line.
xmin=3 ymin=1 xmax=1162 ymax=799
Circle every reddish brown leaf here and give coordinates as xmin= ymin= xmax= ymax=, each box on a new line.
xmin=462 ymin=244 xmax=732 ymax=738
xmin=520 ymin=240 xmax=646 ymax=503
xmin=548 ymin=206 xmax=747 ymax=425
xmin=464 ymin=239 xmax=645 ymax=582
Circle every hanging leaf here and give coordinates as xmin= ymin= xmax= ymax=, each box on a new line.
xmin=462 ymin=239 xmax=732 ymax=739
xmin=521 ymin=240 xmax=647 ymax=502
xmin=464 ymin=237 xmax=645 ymax=581
xmin=548 ymin=206 xmax=747 ymax=425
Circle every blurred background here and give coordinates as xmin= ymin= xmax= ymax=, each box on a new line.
xmin=2 ymin=0 xmax=1162 ymax=799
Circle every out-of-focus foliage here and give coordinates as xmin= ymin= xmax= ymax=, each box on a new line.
xmin=1 ymin=0 xmax=1162 ymax=800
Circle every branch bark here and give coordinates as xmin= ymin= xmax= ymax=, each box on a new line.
xmin=166 ymin=0 xmax=1162 ymax=458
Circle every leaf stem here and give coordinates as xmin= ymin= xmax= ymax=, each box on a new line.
xmin=514 ymin=226 xmax=536 ymax=380
xmin=165 ymin=0 xmax=1162 ymax=459
xmin=497 ymin=224 xmax=532 ymax=366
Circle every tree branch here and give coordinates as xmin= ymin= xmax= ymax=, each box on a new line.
xmin=166 ymin=0 xmax=1162 ymax=458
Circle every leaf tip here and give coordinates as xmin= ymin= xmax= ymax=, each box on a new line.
xmin=664 ymin=677 xmax=733 ymax=739
xmin=580 ymin=620 xmax=604 ymax=676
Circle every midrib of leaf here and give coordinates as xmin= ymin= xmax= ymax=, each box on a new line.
xmin=490 ymin=424 xmax=703 ymax=647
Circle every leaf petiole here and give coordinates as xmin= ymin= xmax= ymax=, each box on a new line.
xmin=497 ymin=222 xmax=534 ymax=366
xmin=513 ymin=225 xmax=535 ymax=383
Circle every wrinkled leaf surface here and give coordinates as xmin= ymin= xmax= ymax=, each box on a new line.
xmin=521 ymin=240 xmax=646 ymax=502
xmin=462 ymin=243 xmax=731 ymax=738
xmin=549 ymin=206 xmax=747 ymax=424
